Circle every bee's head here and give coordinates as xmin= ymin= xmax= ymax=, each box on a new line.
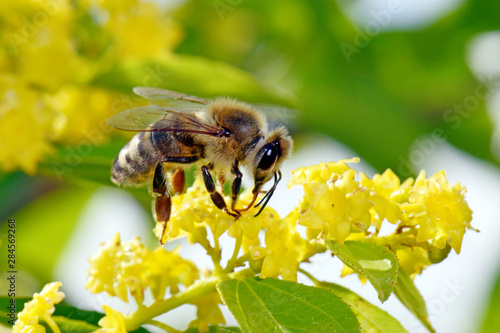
xmin=248 ymin=126 xmax=293 ymax=215
xmin=252 ymin=126 xmax=292 ymax=189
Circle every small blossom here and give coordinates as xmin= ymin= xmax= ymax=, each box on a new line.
xmin=104 ymin=1 xmax=183 ymax=59
xmin=403 ymin=171 xmax=474 ymax=254
xmin=158 ymin=178 xmax=279 ymax=246
xmin=86 ymin=233 xmax=199 ymax=304
xmin=0 ymin=76 xmax=57 ymax=174
xmin=228 ymin=198 xmax=279 ymax=240
xmin=48 ymin=86 xmax=123 ymax=145
xmin=96 ymin=305 xmax=127 ymax=333
xmin=189 ymin=292 xmax=226 ymax=333
xmin=157 ymin=179 xmax=232 ymax=245
xmin=294 ymin=167 xmax=373 ymax=243
xmin=288 ymin=158 xmax=360 ymax=186
xmin=361 ymin=170 xmax=405 ymax=227
xmin=361 ymin=169 xmax=401 ymax=198
xmin=86 ymin=233 xmax=130 ymax=302
xmin=259 ymin=209 xmax=315 ymax=281
xmin=149 ymin=246 xmax=199 ymax=299
xmin=13 ymin=282 xmax=65 ymax=333
xmin=396 ymin=247 xmax=431 ymax=278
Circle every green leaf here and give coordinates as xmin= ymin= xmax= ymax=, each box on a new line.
xmin=0 ymin=298 xmax=150 ymax=332
xmin=52 ymin=303 xmax=104 ymax=327
xmin=480 ymin=266 xmax=500 ymax=333
xmin=50 ymin=316 xmax=99 ymax=333
xmin=38 ymin=137 xmax=129 ymax=187
xmin=318 ymin=282 xmax=407 ymax=333
xmin=393 ymin=268 xmax=434 ymax=333
xmin=326 ymin=240 xmax=398 ymax=302
xmin=0 ymin=187 xmax=94 ymax=283
xmin=217 ymin=277 xmax=360 ymax=333
xmin=92 ymin=55 xmax=294 ymax=106
xmin=0 ymin=297 xmax=31 ymax=327
xmin=183 ymin=326 xmax=242 ymax=333
xmin=0 ymin=298 xmax=101 ymax=332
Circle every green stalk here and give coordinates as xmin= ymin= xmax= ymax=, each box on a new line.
xmin=146 ymin=319 xmax=182 ymax=333
xmin=124 ymin=268 xmax=255 ymax=331
xmin=224 ymin=233 xmax=243 ymax=273
xmin=43 ymin=314 xmax=61 ymax=333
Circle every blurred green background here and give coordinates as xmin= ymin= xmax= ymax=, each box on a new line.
xmin=1 ymin=0 xmax=500 ymax=332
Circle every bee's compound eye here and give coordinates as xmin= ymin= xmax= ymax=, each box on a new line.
xmin=258 ymin=142 xmax=279 ymax=171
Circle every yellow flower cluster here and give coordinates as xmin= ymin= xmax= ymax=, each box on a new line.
xmin=87 ymin=233 xmax=227 ymax=332
xmin=156 ymin=178 xmax=279 ymax=245
xmin=0 ymin=0 xmax=182 ymax=174
xmin=86 ymin=233 xmax=199 ymax=304
xmin=13 ymin=282 xmax=65 ymax=333
xmin=251 ymin=209 xmax=315 ymax=281
xmin=151 ymin=158 xmax=474 ymax=282
xmin=155 ymin=177 xmax=313 ymax=281
xmin=289 ymin=159 xmax=403 ymax=241
xmin=403 ymin=170 xmax=474 ymax=254
xmin=289 ymin=159 xmax=475 ymax=276
xmin=78 ymin=160 xmax=475 ymax=330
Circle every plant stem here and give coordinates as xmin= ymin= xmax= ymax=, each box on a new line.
xmin=43 ymin=314 xmax=61 ymax=333
xmin=211 ymin=232 xmax=223 ymax=275
xmin=298 ymin=268 xmax=321 ymax=287
xmin=125 ymin=276 xmax=218 ymax=331
xmin=124 ymin=267 xmax=255 ymax=331
xmin=146 ymin=319 xmax=182 ymax=333
xmin=224 ymin=233 xmax=243 ymax=273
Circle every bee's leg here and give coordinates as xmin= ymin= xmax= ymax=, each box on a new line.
xmin=171 ymin=168 xmax=185 ymax=194
xmin=230 ymin=161 xmax=243 ymax=214
xmin=201 ymin=165 xmax=239 ymax=218
xmin=153 ymin=163 xmax=171 ymax=244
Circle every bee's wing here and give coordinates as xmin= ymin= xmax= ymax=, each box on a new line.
xmin=107 ymin=105 xmax=221 ymax=136
xmin=257 ymin=105 xmax=297 ymax=130
xmin=133 ymin=87 xmax=209 ymax=110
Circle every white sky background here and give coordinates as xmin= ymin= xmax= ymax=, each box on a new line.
xmin=53 ymin=1 xmax=500 ymax=332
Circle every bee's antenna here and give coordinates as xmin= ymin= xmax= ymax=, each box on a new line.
xmin=254 ymin=170 xmax=282 ymax=217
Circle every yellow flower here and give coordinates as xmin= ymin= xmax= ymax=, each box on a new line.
xmin=157 ymin=179 xmax=230 ymax=246
xmin=86 ymin=233 xmax=199 ymax=304
xmin=189 ymin=292 xmax=226 ymax=333
xmin=360 ymin=170 xmax=405 ymax=227
xmin=403 ymin=171 xmax=474 ymax=254
xmin=86 ymin=233 xmax=129 ymax=302
xmin=12 ymin=3 xmax=84 ymax=92
xmin=158 ymin=178 xmax=279 ymax=246
xmin=227 ymin=190 xmax=280 ymax=240
xmin=396 ymin=247 xmax=431 ymax=278
xmin=340 ymin=265 xmax=367 ymax=284
xmin=0 ymin=76 xmax=58 ymax=174
xmin=295 ymin=168 xmax=373 ymax=242
xmin=82 ymin=0 xmax=137 ymax=12
xmin=361 ymin=169 xmax=401 ymax=198
xmin=48 ymin=86 xmax=122 ymax=145
xmin=149 ymin=246 xmax=199 ymax=299
xmin=104 ymin=1 xmax=183 ymax=59
xmin=13 ymin=282 xmax=65 ymax=333
xmin=258 ymin=209 xmax=314 ymax=281
xmin=288 ymin=158 xmax=360 ymax=186
xmin=96 ymin=305 xmax=127 ymax=333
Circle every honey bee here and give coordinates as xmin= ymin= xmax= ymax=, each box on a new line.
xmin=108 ymin=87 xmax=293 ymax=242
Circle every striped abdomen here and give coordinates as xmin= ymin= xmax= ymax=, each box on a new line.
xmin=111 ymin=132 xmax=160 ymax=186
